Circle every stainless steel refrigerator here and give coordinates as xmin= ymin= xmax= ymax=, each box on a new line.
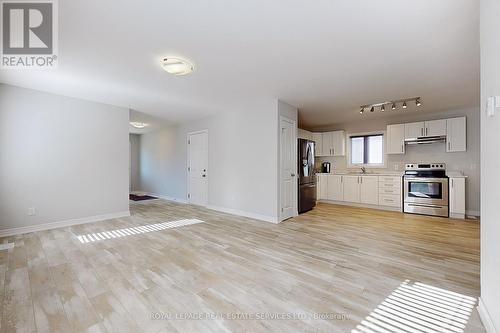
xmin=298 ymin=139 xmax=316 ymax=213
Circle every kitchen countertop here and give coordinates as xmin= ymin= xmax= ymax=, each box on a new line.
xmin=316 ymin=171 xmax=468 ymax=178
xmin=316 ymin=171 xmax=403 ymax=176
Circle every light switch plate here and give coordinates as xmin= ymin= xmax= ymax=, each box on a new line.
xmin=487 ymin=96 xmax=495 ymax=117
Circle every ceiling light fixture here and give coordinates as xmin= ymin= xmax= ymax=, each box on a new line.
xmin=130 ymin=122 xmax=148 ymax=129
xmin=359 ymin=97 xmax=420 ymax=115
xmin=161 ymin=57 xmax=194 ymax=76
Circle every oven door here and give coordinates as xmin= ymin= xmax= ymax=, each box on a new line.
xmin=403 ymin=177 xmax=448 ymax=206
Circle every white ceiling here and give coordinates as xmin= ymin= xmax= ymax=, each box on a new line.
xmin=0 ymin=0 xmax=479 ymax=129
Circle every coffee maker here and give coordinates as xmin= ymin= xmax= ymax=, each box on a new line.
xmin=321 ymin=162 xmax=331 ymax=173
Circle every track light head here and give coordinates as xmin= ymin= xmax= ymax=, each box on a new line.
xmin=402 ymin=101 xmax=407 ymax=109
xmin=360 ymin=108 xmax=364 ymax=114
xmin=370 ymin=106 xmax=374 ymax=112
xmin=381 ymin=105 xmax=385 ymax=112
xmin=416 ymin=98 xmax=421 ymax=107
xmin=392 ymin=103 xmax=396 ymax=110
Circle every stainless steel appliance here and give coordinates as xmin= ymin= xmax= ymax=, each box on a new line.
xmin=298 ymin=139 xmax=316 ymax=213
xmin=403 ymin=163 xmax=449 ymax=217
xmin=321 ymin=162 xmax=331 ymax=173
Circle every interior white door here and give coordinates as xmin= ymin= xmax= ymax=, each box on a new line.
xmin=280 ymin=117 xmax=296 ymax=220
xmin=188 ymin=131 xmax=208 ymax=206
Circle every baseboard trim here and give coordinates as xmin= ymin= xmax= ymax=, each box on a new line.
xmin=0 ymin=211 xmax=131 ymax=237
xmin=206 ymin=205 xmax=279 ymax=224
xmin=466 ymin=210 xmax=480 ymax=217
xmin=478 ymin=297 xmax=497 ymax=333
xmin=318 ymin=200 xmax=402 ymax=212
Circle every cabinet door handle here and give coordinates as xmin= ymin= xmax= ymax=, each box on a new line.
xmin=451 ymin=179 xmax=454 ymax=188
xmin=341 ymin=176 xmax=343 ymax=183
xmin=448 ymin=141 xmax=451 ymax=150
xmin=401 ymin=144 xmax=403 ymax=152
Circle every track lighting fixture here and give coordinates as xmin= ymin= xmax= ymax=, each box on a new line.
xmin=359 ymin=97 xmax=421 ymax=115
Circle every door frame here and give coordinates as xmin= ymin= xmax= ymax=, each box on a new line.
xmin=187 ymin=129 xmax=209 ymax=206
xmin=279 ymin=116 xmax=298 ymax=221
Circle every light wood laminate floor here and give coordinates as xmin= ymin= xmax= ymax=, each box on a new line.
xmin=0 ymin=201 xmax=484 ymax=333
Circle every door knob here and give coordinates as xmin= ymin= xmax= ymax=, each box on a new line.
xmin=291 ymin=173 xmax=295 ymax=177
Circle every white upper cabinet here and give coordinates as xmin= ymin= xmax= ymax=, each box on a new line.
xmin=386 ymin=124 xmax=405 ymax=154
xmin=331 ymin=131 xmax=346 ymax=156
xmin=322 ymin=132 xmax=334 ymax=156
xmin=312 ymin=133 xmax=323 ymax=156
xmin=405 ymin=122 xmax=425 ymax=139
xmin=298 ymin=128 xmax=313 ymax=140
xmin=425 ymin=119 xmax=447 ymax=137
xmin=313 ymin=130 xmax=345 ymax=156
xmin=446 ymin=117 xmax=466 ymax=152
xmin=359 ymin=176 xmax=379 ymax=205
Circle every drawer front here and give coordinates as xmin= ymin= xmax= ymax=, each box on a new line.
xmin=378 ymin=181 xmax=402 ymax=190
xmin=378 ymin=176 xmax=402 ymax=183
xmin=379 ymin=187 xmax=401 ymax=195
xmin=379 ymin=194 xmax=402 ymax=207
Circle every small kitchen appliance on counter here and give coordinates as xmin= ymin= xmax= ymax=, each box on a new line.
xmin=403 ymin=163 xmax=449 ymax=217
xmin=321 ymin=162 xmax=331 ymax=173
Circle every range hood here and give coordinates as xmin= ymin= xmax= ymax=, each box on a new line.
xmin=404 ymin=135 xmax=446 ymax=145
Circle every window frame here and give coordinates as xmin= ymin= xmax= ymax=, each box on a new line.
xmin=347 ymin=131 xmax=386 ymax=168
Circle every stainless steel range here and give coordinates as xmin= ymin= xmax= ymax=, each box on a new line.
xmin=403 ymin=163 xmax=449 ymax=217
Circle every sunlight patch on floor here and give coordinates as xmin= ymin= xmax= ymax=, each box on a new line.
xmin=352 ymin=280 xmax=476 ymax=333
xmin=76 ymin=219 xmax=204 ymax=243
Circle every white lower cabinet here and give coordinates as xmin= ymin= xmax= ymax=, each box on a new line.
xmin=317 ymin=174 xmax=402 ymax=212
xmin=327 ymin=175 xmax=343 ymax=201
xmin=359 ymin=176 xmax=379 ymax=205
xmin=449 ymin=177 xmax=466 ymax=219
xmin=343 ymin=176 xmax=360 ymax=203
xmin=316 ymin=175 xmax=328 ymax=200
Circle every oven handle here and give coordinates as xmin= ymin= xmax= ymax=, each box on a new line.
xmin=407 ymin=203 xmax=446 ymax=209
xmin=404 ymin=177 xmax=448 ymax=183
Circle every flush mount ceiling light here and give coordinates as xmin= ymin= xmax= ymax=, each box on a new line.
xmin=359 ymin=97 xmax=421 ymax=115
xmin=161 ymin=57 xmax=194 ymax=76
xmin=130 ymin=122 xmax=148 ymax=129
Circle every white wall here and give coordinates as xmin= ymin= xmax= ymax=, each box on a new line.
xmin=129 ymin=134 xmax=141 ymax=192
xmin=480 ymin=0 xmax=500 ymax=330
xmin=313 ymin=107 xmax=480 ymax=214
xmin=0 ymin=84 xmax=129 ymax=232
xmin=139 ymin=100 xmax=280 ymax=221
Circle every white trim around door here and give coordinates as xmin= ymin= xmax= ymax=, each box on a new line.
xmin=279 ymin=116 xmax=298 ymax=221
xmin=187 ymin=130 xmax=209 ymax=206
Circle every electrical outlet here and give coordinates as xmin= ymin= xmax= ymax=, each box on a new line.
xmin=28 ymin=207 xmax=36 ymax=216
